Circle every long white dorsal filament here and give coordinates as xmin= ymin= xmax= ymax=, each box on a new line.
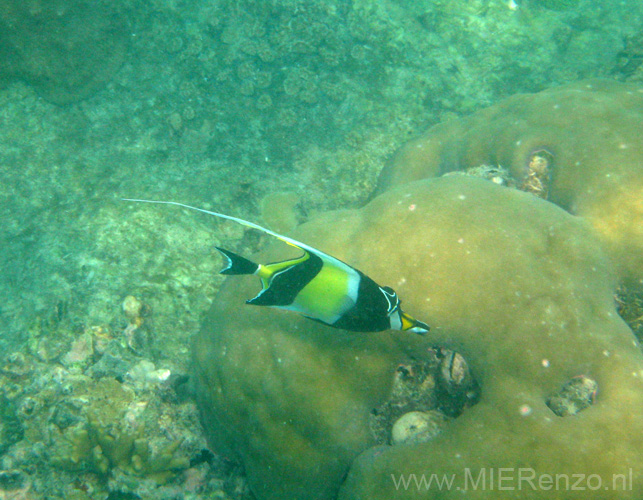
xmin=121 ymin=198 xmax=309 ymax=252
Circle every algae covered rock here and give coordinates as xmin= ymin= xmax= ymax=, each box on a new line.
xmin=193 ymin=176 xmax=643 ymax=500
xmin=0 ymin=0 xmax=128 ymax=104
xmin=0 ymin=393 xmax=23 ymax=455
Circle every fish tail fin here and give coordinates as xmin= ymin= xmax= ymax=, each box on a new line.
xmin=216 ymin=247 xmax=259 ymax=275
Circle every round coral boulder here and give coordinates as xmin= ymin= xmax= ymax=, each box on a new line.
xmin=378 ymin=80 xmax=643 ymax=286
xmin=193 ymin=176 xmax=643 ymax=500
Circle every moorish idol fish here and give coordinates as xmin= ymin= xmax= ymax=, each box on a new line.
xmin=123 ymin=199 xmax=430 ymax=335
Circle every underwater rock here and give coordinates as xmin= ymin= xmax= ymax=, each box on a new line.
xmin=60 ymin=332 xmax=94 ymax=368
xmin=1 ymin=352 xmax=33 ymax=379
xmin=0 ymin=470 xmax=31 ymax=498
xmin=520 ymin=149 xmax=553 ymax=199
xmin=122 ymin=295 xmax=144 ymax=324
xmin=0 ymin=0 xmax=128 ymax=104
xmin=193 ymin=176 xmax=643 ymax=500
xmin=125 ymin=360 xmax=172 ymax=391
xmin=369 ymin=352 xmax=476 ymax=445
xmin=616 ymin=286 xmax=643 ymax=342
xmin=390 ymin=410 xmax=448 ymax=446
xmin=546 ymin=375 xmax=598 ymax=417
xmin=435 ymin=348 xmax=480 ymax=416
xmin=377 ymin=79 xmax=643 ymax=286
xmin=0 ymin=393 xmax=23 ymax=455
xmin=369 ymin=359 xmax=436 ymax=444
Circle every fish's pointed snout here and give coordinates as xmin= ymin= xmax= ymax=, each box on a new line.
xmin=400 ymin=311 xmax=430 ymax=335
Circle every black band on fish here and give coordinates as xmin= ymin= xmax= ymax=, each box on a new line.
xmin=332 ymin=272 xmax=391 ymax=332
xmin=248 ymin=252 xmax=323 ymax=307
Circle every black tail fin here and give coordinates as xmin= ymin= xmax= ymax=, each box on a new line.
xmin=216 ymin=247 xmax=259 ymax=275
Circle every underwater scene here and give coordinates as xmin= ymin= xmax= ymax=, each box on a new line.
xmin=1 ymin=0 xmax=643 ymax=498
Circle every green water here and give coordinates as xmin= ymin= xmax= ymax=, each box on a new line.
xmin=0 ymin=0 xmax=641 ymax=498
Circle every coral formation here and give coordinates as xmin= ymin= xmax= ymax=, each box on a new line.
xmin=49 ymin=378 xmax=189 ymax=481
xmin=259 ymin=191 xmax=302 ymax=234
xmin=369 ymin=351 xmax=477 ymax=446
xmin=377 ymin=79 xmax=643 ymax=286
xmin=0 ymin=340 xmax=223 ymax=499
xmin=193 ymin=176 xmax=643 ymax=500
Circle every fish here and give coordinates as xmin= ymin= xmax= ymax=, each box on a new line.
xmin=122 ymin=198 xmax=430 ymax=335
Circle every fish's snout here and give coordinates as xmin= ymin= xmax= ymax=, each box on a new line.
xmin=399 ymin=310 xmax=430 ymax=335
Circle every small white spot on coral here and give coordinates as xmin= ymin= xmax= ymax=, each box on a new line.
xmin=541 ymin=359 xmax=550 ymax=368
xmin=458 ymin=194 xmax=466 ymax=200
xmin=519 ymin=404 xmax=532 ymax=416
xmin=602 ymin=350 xmax=610 ymax=357
xmin=457 ymin=237 xmax=464 ymax=244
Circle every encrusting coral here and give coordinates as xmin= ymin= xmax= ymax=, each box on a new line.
xmin=377 ymin=79 xmax=643 ymax=287
xmin=193 ymin=176 xmax=643 ymax=500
